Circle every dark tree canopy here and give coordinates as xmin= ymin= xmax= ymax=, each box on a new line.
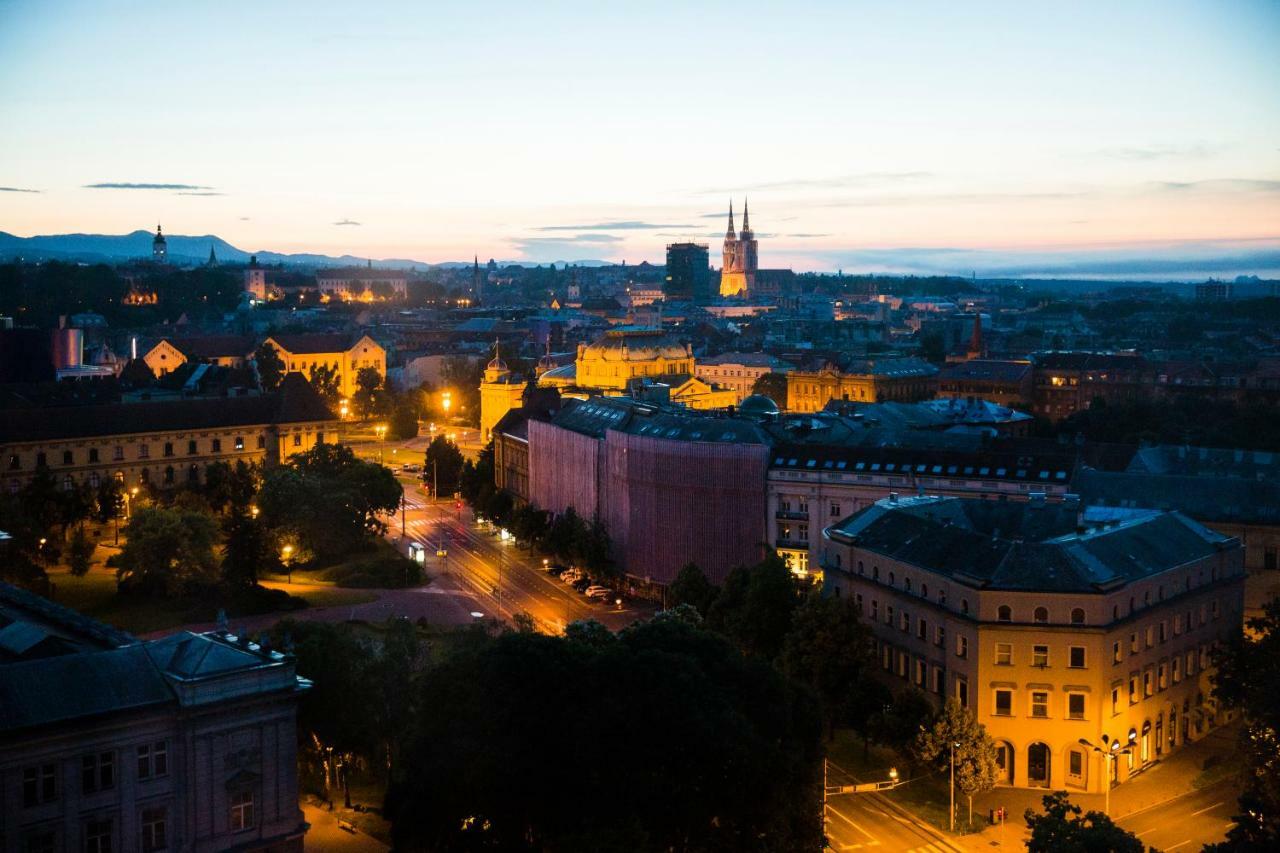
xmin=384 ymin=618 xmax=823 ymax=852
xmin=1023 ymin=792 xmax=1147 ymax=853
xmin=254 ymin=342 xmax=285 ymax=392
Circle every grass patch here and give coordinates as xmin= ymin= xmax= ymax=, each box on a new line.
xmin=258 ymin=580 xmax=377 ymax=609
xmin=271 ymin=538 xmax=427 ymax=589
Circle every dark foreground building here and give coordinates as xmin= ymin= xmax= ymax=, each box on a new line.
xmin=0 ymin=583 xmax=309 ymax=852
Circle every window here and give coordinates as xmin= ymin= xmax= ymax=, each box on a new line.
xmin=900 ymin=611 xmax=910 ymax=632
xmin=1111 ymin=687 xmax=1120 ymax=716
xmin=997 ymin=604 xmax=1012 ymax=622
xmin=932 ymin=666 xmax=943 ymax=694
xmin=1145 ymin=626 xmax=1154 ymax=648
xmin=22 ymin=764 xmax=57 ymax=806
xmin=1071 ymin=608 xmax=1086 ymax=625
xmin=1069 ymin=646 xmax=1086 ymax=669
xmin=82 ymin=751 xmax=114 ymax=793
xmin=188 ymin=440 xmax=198 ymax=455
xmin=1032 ymin=644 xmax=1049 ymax=667
xmin=1130 ymin=632 xmax=1139 ymax=653
xmin=85 ymin=818 xmax=113 ymax=853
xmin=163 ymin=442 xmax=173 ymax=457
xmin=995 ymin=642 xmax=1012 ymax=666
xmin=1158 ymin=662 xmax=1168 ymax=690
xmin=137 ymin=741 xmax=168 ymax=779
xmin=293 ymin=433 xmax=302 ymax=447
xmin=935 ymin=625 xmax=945 ymax=647
xmin=234 ymin=435 xmax=245 ymax=451
xmin=211 ymin=438 xmax=222 ymax=453
xmin=256 ymin=435 xmax=266 ymax=450
xmin=141 ymin=808 xmax=167 ymax=853
xmin=1143 ymin=670 xmax=1153 ymax=697
xmin=35 ymin=451 xmax=47 ymax=468
xmin=1069 ymin=750 xmax=1084 ymax=777
xmin=1129 ymin=676 xmax=1138 ymax=704
xmin=886 ymin=605 xmax=893 ymax=625
xmin=1173 ymin=656 xmax=1182 ymax=683
xmin=955 ymin=635 xmax=968 ymax=659
xmin=89 ymin=448 xmax=100 ymax=463
xmin=1113 ymin=641 xmax=1122 ymax=664
xmin=961 ymin=598 xmax=969 ymax=616
xmin=7 ymin=453 xmax=20 ymax=470
xmin=956 ymin=677 xmax=969 ymax=708
xmin=870 ymin=600 xmax=878 ymax=621
xmin=914 ymin=658 xmax=926 ymax=686
xmin=63 ymin=450 xmax=74 ymax=465
xmin=1159 ymin=621 xmax=1167 ymax=643
xmin=138 ymin=444 xmax=150 ymax=459
xmin=1033 ymin=606 xmax=1049 ymax=624
xmin=1031 ymin=691 xmax=1049 ymax=718
xmin=830 ymin=502 xmax=840 ymax=518
xmin=112 ymin=446 xmax=124 ymax=461
xmin=164 ymin=466 xmax=174 ymax=484
xmin=229 ymin=790 xmax=255 ymax=832
xmin=917 ymin=617 xmax=927 ymax=640
xmin=1068 ymin=693 xmax=1086 ymax=720
xmin=994 ymin=689 xmax=1013 ymax=716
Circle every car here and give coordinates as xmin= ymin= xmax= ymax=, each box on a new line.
xmin=586 ymin=588 xmax=613 ymax=600
xmin=560 ymin=570 xmax=581 ymax=584
xmin=401 ymin=463 xmax=421 ymax=473
xmin=584 ymin=585 xmax=610 ymax=596
xmin=546 ymin=562 xmax=568 ymax=575
xmin=572 ymin=578 xmax=591 ymax=593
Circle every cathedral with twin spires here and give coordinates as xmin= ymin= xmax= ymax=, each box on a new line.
xmin=719 ymin=199 xmax=758 ymax=297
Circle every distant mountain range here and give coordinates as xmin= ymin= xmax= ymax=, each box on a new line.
xmin=0 ymin=229 xmax=614 ymax=270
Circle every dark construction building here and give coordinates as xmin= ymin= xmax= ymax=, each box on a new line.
xmin=663 ymin=243 xmax=711 ymax=304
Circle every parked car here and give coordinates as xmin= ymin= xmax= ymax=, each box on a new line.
xmin=572 ymin=578 xmax=591 ymax=592
xmin=586 ymin=588 xmax=613 ymax=601
xmin=401 ymin=463 xmax=421 ymax=473
xmin=584 ymin=585 xmax=610 ymax=597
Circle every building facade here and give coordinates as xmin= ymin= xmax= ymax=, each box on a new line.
xmin=0 ymin=374 xmax=334 ymax=494
xmin=261 ymin=334 xmax=385 ymax=400
xmin=822 ymin=496 xmax=1244 ymax=794
xmin=0 ymin=582 xmax=309 ymax=852
xmin=937 ymin=360 xmax=1034 ymax=409
xmin=663 ymin=243 xmax=711 ymax=304
xmin=695 ymin=353 xmax=792 ymax=404
xmin=143 ymin=337 xmax=256 ymax=377
xmin=786 ymin=358 xmax=938 ymax=412
xmin=479 ymin=351 xmax=527 ymax=445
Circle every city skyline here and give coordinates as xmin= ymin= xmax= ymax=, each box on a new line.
xmin=2 ymin=0 xmax=1279 ymax=277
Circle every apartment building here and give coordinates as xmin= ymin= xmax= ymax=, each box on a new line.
xmin=260 ymin=334 xmax=385 ymax=400
xmin=822 ymin=495 xmax=1244 ymax=794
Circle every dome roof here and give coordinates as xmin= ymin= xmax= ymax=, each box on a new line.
xmin=739 ymin=394 xmax=780 ymax=416
xmin=487 ymin=355 xmax=508 ymax=372
xmin=581 ymin=328 xmax=688 ymax=362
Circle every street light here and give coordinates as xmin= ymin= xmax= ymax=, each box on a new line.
xmin=1079 ymin=733 xmax=1136 ymax=817
xmin=282 ymin=544 xmax=295 ymax=584
xmin=950 ymin=741 xmax=958 ymax=832
xmin=441 ymin=391 xmax=452 ymax=416
xmin=375 ymin=423 xmax=387 ymax=464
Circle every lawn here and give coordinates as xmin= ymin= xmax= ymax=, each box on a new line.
xmin=49 ymin=569 xmax=193 ymax=634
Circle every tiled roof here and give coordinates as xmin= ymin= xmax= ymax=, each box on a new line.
xmin=0 ymin=373 xmax=333 ymax=443
xmin=827 ymin=496 xmax=1231 ymax=592
xmin=161 ymin=335 xmax=256 ymax=360
xmin=770 ymin=439 xmax=1077 ymax=483
xmin=267 ymin=333 xmax=367 ymax=355
xmin=1074 ymin=468 xmax=1280 ymax=525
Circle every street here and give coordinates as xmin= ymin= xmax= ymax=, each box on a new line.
xmin=1117 ymin=778 xmax=1239 ymax=852
xmin=825 ymin=761 xmax=961 ymax=853
xmin=386 ymin=479 xmax=651 ymax=633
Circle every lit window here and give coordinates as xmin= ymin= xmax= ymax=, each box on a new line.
xmin=1031 ymin=691 xmax=1049 ymax=718
xmin=1032 ymin=645 xmax=1049 ymax=667
xmin=229 ymin=790 xmax=255 ymax=832
xmin=995 ymin=643 xmax=1012 ymax=666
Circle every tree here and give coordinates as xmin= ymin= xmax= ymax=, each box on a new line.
xmin=94 ymin=478 xmax=123 ymax=524
xmin=116 ymin=506 xmax=220 ymax=596
xmin=440 ymin=355 xmax=484 ymax=426
xmin=66 ymin=526 xmax=95 ymax=577
xmin=1207 ymin=595 xmax=1280 ymax=850
xmin=221 ymin=507 xmax=276 ymax=589
xmin=669 ymin=562 xmax=718 ymax=616
xmin=750 ymin=371 xmax=789 ymax=408
xmin=913 ymin=697 xmax=999 ymax=827
xmin=844 ymin=677 xmax=893 ymax=761
xmin=309 ymin=363 xmax=341 ymax=405
xmin=390 ymin=404 xmax=419 ymax=440
xmin=1024 ymin=791 xmax=1146 ymax=853
xmin=352 ymin=366 xmax=385 ymax=419
xmin=254 ymin=342 xmax=285 ymax=391
xmin=871 ymin=688 xmax=935 ymax=755
xmin=384 ymin=617 xmax=823 ymax=851
xmin=571 ymin=519 xmax=614 ymax=580
xmin=778 ymin=592 xmax=871 ymax=738
xmin=423 ymin=435 xmax=465 ymax=498
xmin=202 ymin=460 xmax=259 ymax=514
xmin=258 ymin=443 xmax=401 ymax=558
xmin=705 ymin=553 xmax=800 ymax=660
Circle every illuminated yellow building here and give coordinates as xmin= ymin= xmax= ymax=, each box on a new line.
xmin=262 ymin=333 xmax=385 ymax=399
xmin=480 ymin=348 xmax=527 ymax=444
xmin=143 ymin=335 xmax=255 ymax=376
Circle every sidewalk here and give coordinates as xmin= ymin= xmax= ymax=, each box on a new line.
xmin=955 ymin=723 xmax=1239 ymax=850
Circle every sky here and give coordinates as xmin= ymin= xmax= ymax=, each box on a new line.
xmin=1 ymin=0 xmax=1278 ymax=277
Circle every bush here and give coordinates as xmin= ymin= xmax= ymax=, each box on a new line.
xmin=324 ymin=555 xmax=424 ymax=589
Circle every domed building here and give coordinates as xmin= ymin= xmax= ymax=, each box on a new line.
xmin=479 ymin=344 xmax=527 ymax=444
xmin=738 ymin=393 xmax=780 ymax=418
xmin=537 ymin=327 xmax=735 ymax=410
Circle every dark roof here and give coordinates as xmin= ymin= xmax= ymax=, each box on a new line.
xmin=0 ymin=373 xmax=333 ymax=444
xmin=795 ymin=355 xmax=938 ymax=377
xmin=548 ymin=396 xmax=770 ymax=444
xmin=0 ymin=645 xmax=174 ymax=733
xmin=0 ymin=582 xmax=136 ymax=651
xmin=771 ymin=438 xmax=1077 ymax=483
xmin=1074 ymin=468 xmax=1280 ymax=525
xmin=827 ymin=496 xmax=1232 ymax=593
xmin=937 ymin=359 xmax=1031 ymax=383
xmin=1033 ymin=351 xmax=1150 ymax=372
xmin=161 ymin=335 xmax=255 ymax=360
xmin=266 ymin=333 xmax=367 ymax=355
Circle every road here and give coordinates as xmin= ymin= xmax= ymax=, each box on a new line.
xmin=385 ymin=480 xmax=651 ymax=633
xmin=1117 ymin=778 xmax=1239 ymax=852
xmin=824 ymin=760 xmax=961 ymax=853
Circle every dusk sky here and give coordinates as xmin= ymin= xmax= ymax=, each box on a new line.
xmin=2 ymin=0 xmax=1278 ymax=277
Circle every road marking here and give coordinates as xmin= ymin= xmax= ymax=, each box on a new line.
xmin=1190 ymin=801 xmax=1225 ymax=817
xmin=1164 ymin=842 xmax=1191 ymax=851
xmin=824 ymin=805 xmax=876 ymax=842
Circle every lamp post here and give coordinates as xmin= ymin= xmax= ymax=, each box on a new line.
xmin=950 ymin=741 xmax=958 ymax=832
xmin=282 ymin=544 xmax=294 ymax=585
xmin=375 ymin=424 xmax=387 ymax=465
xmin=1079 ymin=733 xmax=1136 ymax=817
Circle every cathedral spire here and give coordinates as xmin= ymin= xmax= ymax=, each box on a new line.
xmin=725 ymin=200 xmax=736 ymax=239
xmin=741 ymin=197 xmax=751 ymax=234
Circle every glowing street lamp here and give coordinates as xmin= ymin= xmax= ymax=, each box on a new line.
xmin=282 ymin=543 xmax=295 ymax=584
xmin=1079 ymin=733 xmax=1136 ymax=816
xmin=441 ymin=391 xmax=452 ymax=417
xmin=339 ymin=398 xmax=350 ymax=419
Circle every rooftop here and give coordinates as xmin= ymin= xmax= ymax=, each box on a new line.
xmin=825 ymin=496 xmax=1234 ymax=593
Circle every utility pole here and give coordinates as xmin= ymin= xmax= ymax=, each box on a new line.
xmin=950 ymin=741 xmax=956 ymax=833
xmin=400 ymin=490 xmax=406 ymax=538
xmin=432 ymin=459 xmax=438 ymax=504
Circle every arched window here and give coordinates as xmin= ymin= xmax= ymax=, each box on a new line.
xmin=904 ymin=577 xmax=912 ymax=593
xmin=997 ymin=605 xmax=1012 ymax=622
xmin=889 ymin=571 xmax=895 ymax=586
xmin=873 ymin=566 xmax=880 ymax=581
xmin=961 ymin=598 xmax=969 ymax=615
xmin=1071 ymin=608 xmax=1086 ymax=625
xmin=1033 ymin=606 xmax=1049 ymax=624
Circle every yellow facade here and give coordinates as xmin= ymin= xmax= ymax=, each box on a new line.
xmin=480 ymin=356 xmax=527 ymax=445
xmin=263 ymin=334 xmax=386 ymax=399
xmin=573 ymin=328 xmax=695 ymax=391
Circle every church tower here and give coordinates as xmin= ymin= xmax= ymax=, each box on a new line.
xmin=719 ymin=200 xmax=757 ymax=297
xmin=479 ymin=341 xmax=526 ymax=445
xmin=152 ymin=224 xmax=167 ymax=264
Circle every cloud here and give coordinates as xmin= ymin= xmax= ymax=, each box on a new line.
xmin=517 ymin=233 xmax=623 ymax=245
xmin=0 ymin=186 xmax=40 ymax=193
xmin=535 ymin=220 xmax=692 ymax=231
xmin=1144 ymin=178 xmax=1280 ymax=193
xmin=177 ymin=191 xmax=224 ymax=196
xmin=239 ymin=216 xmax=251 ymax=221
xmin=1093 ymin=143 xmax=1220 ymax=161
xmin=698 ymin=172 xmax=932 ymax=195
xmin=333 ymin=218 xmax=362 ymax=226
xmin=783 ymin=233 xmax=831 ymax=238
xmin=84 ymin=182 xmax=212 ymax=190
